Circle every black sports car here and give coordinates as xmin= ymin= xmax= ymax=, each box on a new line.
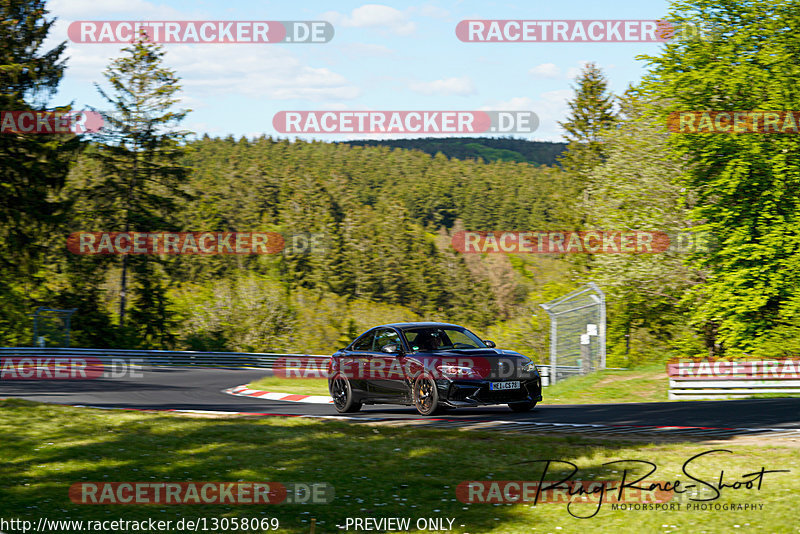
xmin=327 ymin=322 xmax=542 ymax=415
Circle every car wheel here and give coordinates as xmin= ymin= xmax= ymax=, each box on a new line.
xmin=330 ymin=375 xmax=362 ymax=413
xmin=412 ymin=373 xmax=442 ymax=416
xmin=508 ymin=400 xmax=537 ymax=412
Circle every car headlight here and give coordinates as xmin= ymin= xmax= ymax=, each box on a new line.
xmin=436 ymin=364 xmax=481 ymax=379
xmin=521 ymin=361 xmax=538 ymax=373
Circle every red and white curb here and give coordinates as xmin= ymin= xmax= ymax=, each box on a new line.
xmin=224 ymin=384 xmax=333 ymax=404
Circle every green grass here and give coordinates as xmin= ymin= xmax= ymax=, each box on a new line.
xmin=248 ymin=364 xmax=800 ymax=405
xmin=247 ymin=375 xmax=331 ymax=396
xmin=0 ymin=399 xmax=797 ymax=533
xmin=543 ymin=364 xmax=669 ymax=404
xmin=247 ymin=364 xmax=671 ymax=404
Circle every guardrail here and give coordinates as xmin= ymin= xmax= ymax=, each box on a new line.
xmin=667 ymin=359 xmax=800 ymax=400
xmin=0 ymin=347 xmax=329 ymax=369
xmin=539 ymin=365 xmax=550 ymax=387
xmin=0 ymin=348 xmax=565 ymax=386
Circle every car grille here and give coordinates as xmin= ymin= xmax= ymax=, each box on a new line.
xmin=475 ymin=387 xmax=529 ymax=403
xmin=449 ymin=386 xmax=480 ymax=401
xmin=448 ymin=381 xmax=537 ymax=403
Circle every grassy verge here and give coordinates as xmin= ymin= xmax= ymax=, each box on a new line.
xmin=247 ymin=375 xmax=331 ymax=397
xmin=247 ymin=364 xmax=671 ymax=404
xmin=1 ymin=399 xmax=796 ymax=533
xmin=544 ymin=364 xmax=668 ymax=404
xmin=247 ymin=365 xmax=800 ymax=404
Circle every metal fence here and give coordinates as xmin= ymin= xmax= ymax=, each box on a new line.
xmin=30 ymin=307 xmax=77 ymax=347
xmin=0 ymin=347 xmax=329 ymax=369
xmin=669 ymin=377 xmax=800 ymax=400
xmin=540 ymin=283 xmax=606 ymax=384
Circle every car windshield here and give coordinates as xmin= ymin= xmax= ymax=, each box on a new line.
xmin=402 ymin=326 xmax=487 ymax=351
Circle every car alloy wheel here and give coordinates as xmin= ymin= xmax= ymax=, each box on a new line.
xmin=413 ymin=373 xmax=442 ymax=416
xmin=330 ymin=374 xmax=362 ymax=413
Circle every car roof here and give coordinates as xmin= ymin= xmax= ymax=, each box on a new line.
xmin=376 ymin=322 xmax=464 ymax=330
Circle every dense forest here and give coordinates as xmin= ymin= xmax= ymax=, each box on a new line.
xmin=338 ymin=137 xmax=567 ymax=166
xmin=3 ymin=0 xmax=799 ymax=366
xmin=39 ymin=135 xmax=583 ymax=359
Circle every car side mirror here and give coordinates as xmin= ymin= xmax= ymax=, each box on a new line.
xmin=381 ymin=343 xmax=401 ymax=354
xmin=483 ymin=340 xmax=496 ymax=348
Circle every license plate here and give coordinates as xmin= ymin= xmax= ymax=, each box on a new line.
xmin=489 ymin=381 xmax=520 ymax=391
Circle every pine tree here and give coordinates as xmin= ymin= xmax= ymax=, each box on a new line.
xmin=84 ymin=31 xmax=192 ymax=343
xmin=0 ymin=0 xmax=82 ymax=344
xmin=557 ymin=62 xmax=617 ymax=174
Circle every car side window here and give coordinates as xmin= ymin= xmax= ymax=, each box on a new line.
xmin=373 ymin=329 xmax=400 ymax=351
xmin=352 ymin=331 xmax=375 ymax=351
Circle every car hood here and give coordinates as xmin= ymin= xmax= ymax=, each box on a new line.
xmin=411 ymin=348 xmax=529 ymax=361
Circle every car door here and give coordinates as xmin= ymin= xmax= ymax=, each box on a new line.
xmin=368 ymin=328 xmax=408 ymax=401
xmin=338 ymin=329 xmax=376 ymax=397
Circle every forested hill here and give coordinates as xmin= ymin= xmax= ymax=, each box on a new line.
xmin=338 ymin=137 xmax=567 ymax=166
xmin=43 ymin=137 xmax=580 ymax=354
xmin=47 ymin=136 xmax=581 ymax=355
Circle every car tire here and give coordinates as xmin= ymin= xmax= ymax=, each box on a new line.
xmin=412 ymin=373 xmax=442 ymax=416
xmin=330 ymin=375 xmax=362 ymax=413
xmin=508 ymin=400 xmax=537 ymax=412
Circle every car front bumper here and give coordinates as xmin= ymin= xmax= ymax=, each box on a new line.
xmin=437 ymin=378 xmax=542 ymax=407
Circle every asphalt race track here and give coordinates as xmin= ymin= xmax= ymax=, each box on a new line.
xmin=2 ymin=367 xmax=799 ymax=438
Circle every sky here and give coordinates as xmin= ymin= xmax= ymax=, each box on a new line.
xmin=44 ymin=0 xmax=673 ymax=142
